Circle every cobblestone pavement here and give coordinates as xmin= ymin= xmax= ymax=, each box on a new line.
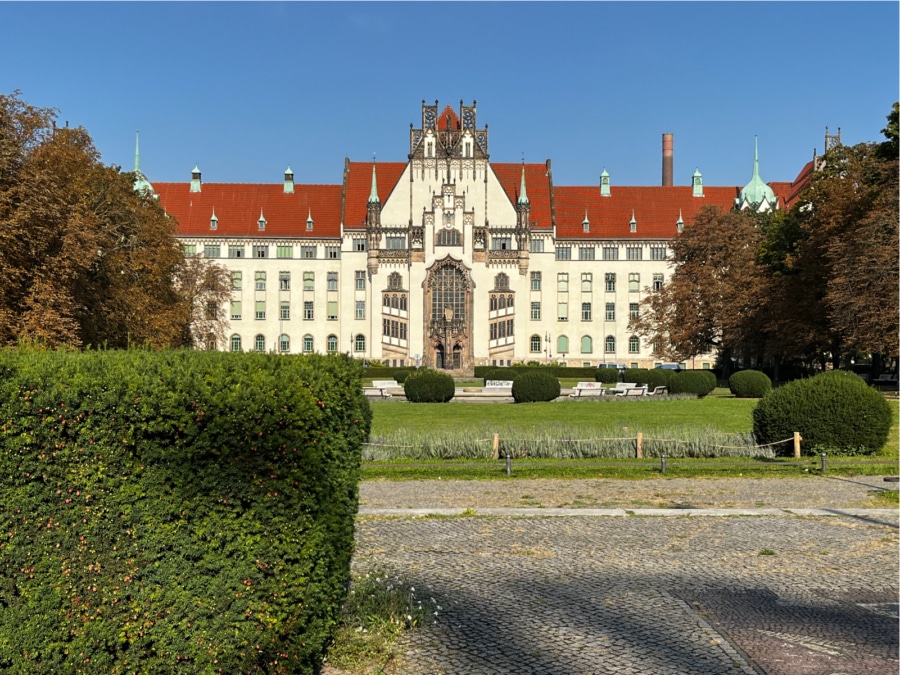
xmin=349 ymin=478 xmax=899 ymax=675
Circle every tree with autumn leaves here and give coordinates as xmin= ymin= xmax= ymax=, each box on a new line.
xmin=0 ymin=92 xmax=229 ymax=349
xmin=633 ymin=103 xmax=899 ymax=378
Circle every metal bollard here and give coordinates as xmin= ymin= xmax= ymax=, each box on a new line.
xmin=660 ymin=453 xmax=666 ymax=474
xmin=505 ymin=453 xmax=512 ymax=476
xmin=820 ymin=453 xmax=827 ymax=474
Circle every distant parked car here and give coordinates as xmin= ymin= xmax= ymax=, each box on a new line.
xmin=654 ymin=363 xmax=683 ymax=372
xmin=597 ymin=362 xmax=626 ymax=374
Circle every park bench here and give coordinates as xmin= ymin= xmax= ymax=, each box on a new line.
xmin=607 ymin=382 xmax=638 ymax=396
xmin=484 ymin=379 xmax=514 ymax=393
xmin=615 ymin=385 xmax=649 ymax=397
xmin=364 ymin=380 xmax=398 ymax=398
xmin=646 ymin=385 xmax=668 ymax=396
xmin=569 ymin=381 xmax=607 ymax=398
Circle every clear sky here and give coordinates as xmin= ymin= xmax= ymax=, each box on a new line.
xmin=2 ymin=2 xmax=897 ymax=189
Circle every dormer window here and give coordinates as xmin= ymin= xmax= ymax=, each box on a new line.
xmin=258 ymin=209 xmax=267 ymax=231
xmin=582 ymin=211 xmax=590 ymax=233
xmin=676 ymin=210 xmax=684 ymax=233
xmin=629 ymin=211 xmax=637 ymax=234
xmin=306 ymin=210 xmax=314 ymax=232
xmin=210 ymin=208 xmax=218 ymax=231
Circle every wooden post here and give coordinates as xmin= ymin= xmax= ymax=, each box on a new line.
xmin=636 ymin=432 xmax=643 ymax=459
xmin=492 ymin=433 xmax=500 ymax=460
xmin=793 ymin=432 xmax=802 ymax=459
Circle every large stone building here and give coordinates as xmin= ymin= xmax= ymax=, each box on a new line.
xmin=144 ymin=100 xmax=810 ymax=373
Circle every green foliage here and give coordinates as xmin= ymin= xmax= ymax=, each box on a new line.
xmin=480 ymin=367 xmax=517 ymax=381
xmin=595 ymin=368 xmax=619 ymax=384
xmin=624 ymin=368 xmax=672 ymax=389
xmin=669 ymin=370 xmax=717 ymax=397
xmin=511 ymin=370 xmax=561 ymax=403
xmin=729 ymin=370 xmax=772 ymax=398
xmin=403 ymin=369 xmax=455 ymax=403
xmin=392 ymin=368 xmax=414 ymax=384
xmin=753 ymin=370 xmax=893 ymax=456
xmin=0 ymin=348 xmax=369 ymax=673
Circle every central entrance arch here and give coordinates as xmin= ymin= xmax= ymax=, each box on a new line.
xmin=423 ymin=256 xmax=474 ymax=374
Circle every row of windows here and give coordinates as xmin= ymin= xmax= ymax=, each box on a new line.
xmin=231 ymin=333 xmax=367 ymax=353
xmin=233 ymin=270 xmax=353 ymax=292
xmin=382 ymin=319 xmax=408 ymax=340
xmin=531 ymin=302 xmax=643 ymax=321
xmin=528 ymin=334 xmax=643 ymax=354
xmin=530 ymin=272 xmax=664 ymax=293
xmin=489 ymin=319 xmax=515 ymax=340
xmin=231 ymin=300 xmax=355 ymax=321
xmin=196 ymin=244 xmax=344 ymax=260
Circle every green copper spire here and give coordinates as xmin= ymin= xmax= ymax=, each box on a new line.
xmin=368 ymin=163 xmax=379 ymax=204
xmin=737 ymin=136 xmax=776 ymax=210
xmin=518 ymin=164 xmax=529 ymax=205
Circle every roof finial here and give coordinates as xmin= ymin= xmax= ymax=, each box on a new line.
xmin=518 ymin=163 xmax=529 ymax=205
xmin=368 ymin=162 xmax=380 ymax=204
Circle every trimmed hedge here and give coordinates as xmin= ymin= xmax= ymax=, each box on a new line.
xmin=729 ymin=370 xmax=772 ymax=398
xmin=669 ymin=370 xmax=717 ymax=397
xmin=511 ymin=370 xmax=561 ymax=403
xmin=403 ymin=369 xmax=455 ymax=402
xmin=623 ymin=368 xmax=672 ymax=389
xmin=595 ymin=368 xmax=620 ymax=384
xmin=753 ymin=370 xmax=892 ymax=456
xmin=0 ymin=349 xmax=369 ymax=673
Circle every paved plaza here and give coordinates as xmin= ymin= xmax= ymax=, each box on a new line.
xmin=349 ymin=477 xmax=899 ymax=674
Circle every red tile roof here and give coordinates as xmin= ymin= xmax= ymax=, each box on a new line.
xmin=341 ymin=162 xmax=408 ymax=230
xmin=155 ymin=182 xmax=343 ymax=239
xmin=491 ymin=162 xmax=554 ymax=229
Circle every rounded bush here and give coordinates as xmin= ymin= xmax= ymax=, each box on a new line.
xmin=729 ymin=370 xmax=772 ymax=398
xmin=393 ymin=368 xmax=414 ymax=384
xmin=669 ymin=370 xmax=716 ymax=397
xmin=595 ymin=367 xmax=619 ymax=384
xmin=482 ymin=367 xmax=517 ymax=382
xmin=627 ymin=368 xmax=672 ymax=389
xmin=753 ymin=370 xmax=892 ymax=456
xmin=511 ymin=370 xmax=561 ymax=403
xmin=403 ymin=369 xmax=455 ymax=403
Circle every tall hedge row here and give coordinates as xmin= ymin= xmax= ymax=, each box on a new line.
xmin=0 ymin=349 xmax=370 ymax=673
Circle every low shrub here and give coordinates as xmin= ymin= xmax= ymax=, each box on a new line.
xmin=669 ymin=370 xmax=717 ymax=397
xmin=625 ymin=368 xmax=671 ymax=389
xmin=595 ymin=367 xmax=620 ymax=384
xmin=393 ymin=368 xmax=415 ymax=384
xmin=480 ymin=367 xmax=517 ymax=382
xmin=753 ymin=370 xmax=892 ymax=456
xmin=403 ymin=369 xmax=455 ymax=402
xmin=729 ymin=370 xmax=772 ymax=398
xmin=511 ymin=370 xmax=561 ymax=403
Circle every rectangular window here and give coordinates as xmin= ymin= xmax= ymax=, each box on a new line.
xmin=629 ymin=302 xmax=640 ymax=319
xmin=400 ymin=322 xmax=408 ymax=341
xmin=530 ymin=301 xmax=541 ymax=320
xmin=629 ymin=273 xmax=640 ymax=292
xmin=605 ymin=273 xmax=616 ymax=292
xmin=229 ymin=245 xmax=245 ymax=259
xmin=605 ymin=303 xmax=615 ymax=321
xmin=492 ymin=236 xmax=511 ymax=250
xmin=529 ymin=239 xmax=544 ymax=253
xmin=557 ymin=273 xmax=568 ymax=293
xmin=581 ymin=302 xmax=592 ymax=321
xmin=253 ymin=245 xmax=268 ymax=258
xmin=355 ymin=270 xmax=366 ymax=290
xmin=626 ymin=246 xmax=642 ymax=261
xmin=506 ymin=318 xmax=514 ymax=337
xmin=327 ymin=272 xmax=338 ymax=291
xmin=326 ymin=246 xmax=340 ymax=259
xmin=355 ymin=300 xmax=365 ymax=319
xmin=230 ymin=300 xmax=242 ymax=320
xmin=303 ymin=271 xmax=314 ymax=291
xmin=255 ymin=271 xmax=266 ymax=291
xmin=653 ymin=273 xmax=664 ymax=292
xmin=301 ymin=245 xmax=316 ymax=259
xmin=280 ymin=302 xmax=290 ymax=320
xmin=279 ymin=271 xmax=290 ymax=290
xmin=354 ymin=239 xmax=367 ymax=252
xmin=255 ymin=300 xmax=266 ymax=320
xmin=182 ymin=243 xmax=197 ymax=256
xmin=578 ymin=246 xmax=595 ymax=261
xmin=383 ymin=318 xmax=390 ymax=337
xmin=490 ymin=322 xmax=497 ymax=340
xmin=530 ymin=271 xmax=541 ymax=291
xmin=581 ymin=273 xmax=592 ymax=293
xmin=303 ymin=301 xmax=314 ymax=320
xmin=558 ymin=302 xmax=568 ymax=321
xmin=203 ymin=244 xmax=220 ymax=258
xmin=276 ymin=245 xmax=293 ymax=259
xmin=385 ymin=236 xmax=406 ymax=250
xmin=327 ymin=300 xmax=338 ymax=321
xmin=602 ymin=246 xmax=618 ymax=261
xmin=232 ymin=271 xmax=242 ymax=291
xmin=555 ymin=246 xmax=571 ymax=260
xmin=650 ymin=246 xmax=667 ymax=261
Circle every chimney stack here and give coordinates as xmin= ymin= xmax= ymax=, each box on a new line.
xmin=662 ymin=133 xmax=674 ymax=187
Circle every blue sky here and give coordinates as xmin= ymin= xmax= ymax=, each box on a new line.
xmin=2 ymin=2 xmax=897 ymax=188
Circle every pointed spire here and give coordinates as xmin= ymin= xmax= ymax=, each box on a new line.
xmin=210 ymin=207 xmax=218 ymax=230
xmin=132 ymin=131 xmax=155 ymax=196
xmin=737 ymin=136 xmax=776 ymax=210
xmin=676 ymin=209 xmax=684 ymax=232
xmin=518 ymin=163 xmax=529 ymax=205
xmin=582 ymin=210 xmax=590 ymax=233
xmin=368 ymin=163 xmax=380 ymax=204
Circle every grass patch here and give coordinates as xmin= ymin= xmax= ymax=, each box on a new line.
xmin=324 ymin=568 xmax=439 ymax=674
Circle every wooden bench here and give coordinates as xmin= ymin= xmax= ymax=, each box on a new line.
xmin=484 ymin=379 xmax=514 ymax=393
xmin=646 ymin=386 xmax=668 ymax=396
xmin=615 ymin=385 xmax=648 ymax=397
xmin=569 ymin=381 xmax=607 ymax=398
xmin=607 ymin=382 xmax=637 ymax=396
xmin=364 ymin=380 xmax=397 ymax=398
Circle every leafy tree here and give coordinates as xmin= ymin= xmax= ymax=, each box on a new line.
xmin=174 ymin=255 xmax=233 ymax=349
xmin=0 ymin=91 xmax=194 ymax=348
